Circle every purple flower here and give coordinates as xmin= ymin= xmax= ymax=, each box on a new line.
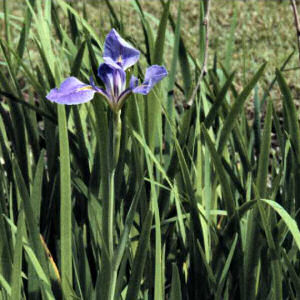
xmin=46 ymin=29 xmax=168 ymax=110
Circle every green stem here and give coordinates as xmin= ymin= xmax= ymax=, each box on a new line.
xmin=108 ymin=269 xmax=118 ymax=300
xmin=106 ymin=110 xmax=122 ymax=300
xmin=107 ymin=168 xmax=115 ymax=258
xmin=113 ymin=111 xmax=122 ymax=168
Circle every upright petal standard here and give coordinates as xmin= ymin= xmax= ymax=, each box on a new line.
xmin=98 ymin=63 xmax=126 ymax=102
xmin=46 ymin=29 xmax=167 ymax=111
xmin=103 ymin=29 xmax=140 ymax=70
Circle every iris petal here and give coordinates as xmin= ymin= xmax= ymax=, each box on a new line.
xmin=132 ymin=65 xmax=168 ymax=95
xmin=103 ymin=29 xmax=140 ymax=70
xmin=89 ymin=76 xmax=109 ymax=98
xmin=98 ymin=63 xmax=126 ymax=102
xmin=129 ymin=75 xmax=139 ymax=90
xmin=46 ymin=77 xmax=96 ymax=105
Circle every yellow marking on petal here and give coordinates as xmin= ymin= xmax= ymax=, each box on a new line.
xmin=76 ymin=86 xmax=93 ymax=92
xmin=117 ymin=55 xmax=122 ymax=63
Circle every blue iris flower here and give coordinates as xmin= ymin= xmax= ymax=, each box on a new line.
xmin=46 ymin=29 xmax=168 ymax=110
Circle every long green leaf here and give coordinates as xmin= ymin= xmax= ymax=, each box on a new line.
xmin=201 ymin=125 xmax=235 ymax=217
xmin=218 ymin=63 xmax=266 ymax=154
xmin=216 ymin=234 xmax=238 ymax=298
xmin=16 ymin=0 xmax=35 ymax=59
xmin=170 ymin=264 xmax=182 ymax=300
xmin=71 ymin=41 xmax=86 ymax=77
xmin=57 ymin=105 xmax=72 ymax=298
xmin=165 ymin=1 xmax=181 ymax=155
xmin=256 ymin=100 xmax=273 ymax=196
xmin=125 ymin=210 xmax=153 ymax=300
xmin=13 ymin=159 xmax=49 ymax=276
xmin=204 ymin=71 xmax=235 ymax=128
xmin=10 ymin=211 xmax=25 ymax=300
xmin=152 ymin=0 xmax=170 ymax=65
xmin=244 ymin=100 xmax=273 ymax=300
xmin=262 ymin=199 xmax=300 ymax=251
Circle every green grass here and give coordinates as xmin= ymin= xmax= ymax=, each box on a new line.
xmin=1 ymin=0 xmax=300 ymax=299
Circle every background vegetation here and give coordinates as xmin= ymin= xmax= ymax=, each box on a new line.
xmin=1 ymin=0 xmax=300 ymax=299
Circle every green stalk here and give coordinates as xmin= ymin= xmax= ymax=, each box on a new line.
xmin=113 ymin=111 xmax=121 ymax=169
xmin=106 ymin=168 xmax=116 ymax=300
xmin=108 ymin=110 xmax=122 ymax=257
xmin=106 ymin=110 xmax=122 ymax=300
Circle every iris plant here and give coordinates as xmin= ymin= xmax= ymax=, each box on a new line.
xmin=47 ymin=30 xmax=167 ymax=300
xmin=46 ymin=29 xmax=168 ymax=111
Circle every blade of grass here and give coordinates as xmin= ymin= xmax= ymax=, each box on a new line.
xmin=244 ymin=100 xmax=273 ymax=300
xmin=276 ymin=69 xmax=300 ymax=163
xmin=281 ymin=249 xmax=300 ymax=295
xmin=145 ymin=0 xmax=169 ymax=152
xmin=262 ymin=199 xmax=300 ymax=251
xmin=256 ymin=100 xmax=272 ymax=196
xmin=10 ymin=211 xmax=25 ymax=300
xmin=170 ymin=263 xmax=182 ymax=300
xmin=0 ymin=272 xmax=11 ymax=296
xmin=32 ymin=150 xmax=45 ymax=224
xmin=224 ymin=6 xmax=237 ymax=72
xmin=216 ymin=234 xmax=238 ymax=299
xmin=103 ymin=0 xmax=121 ymax=30
xmin=276 ymin=69 xmax=300 ymax=223
xmin=204 ymin=71 xmax=235 ymax=128
xmin=71 ymin=41 xmax=86 ymax=77
xmin=152 ymin=0 xmax=170 ymax=65
xmin=218 ymin=63 xmax=266 ymax=154
xmin=24 ymin=244 xmax=56 ymax=300
xmin=16 ymin=0 xmax=35 ymax=60
xmin=201 ymin=125 xmax=235 ymax=218
xmin=132 ymin=0 xmax=155 ymax=63
xmin=4 ymin=217 xmax=56 ymax=299
xmin=256 ymin=197 xmax=282 ymax=300
xmin=163 ymin=0 xmax=191 ymax=96
xmin=57 ymin=105 xmax=73 ymax=298
xmin=165 ymin=1 xmax=181 ymax=157
xmin=13 ymin=159 xmax=49 ymax=276
xmin=125 ymin=210 xmax=153 ymax=300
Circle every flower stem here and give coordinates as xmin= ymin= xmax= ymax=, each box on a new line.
xmin=107 ymin=168 xmax=115 ymax=258
xmin=106 ymin=110 xmax=122 ymax=300
xmin=113 ymin=110 xmax=122 ymax=169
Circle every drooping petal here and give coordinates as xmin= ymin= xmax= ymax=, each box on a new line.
xmin=132 ymin=65 xmax=168 ymax=95
xmin=98 ymin=63 xmax=126 ymax=101
xmin=46 ymin=77 xmax=96 ymax=105
xmin=103 ymin=29 xmax=140 ymax=70
xmin=143 ymin=65 xmax=168 ymax=85
xmin=129 ymin=75 xmax=138 ymax=90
